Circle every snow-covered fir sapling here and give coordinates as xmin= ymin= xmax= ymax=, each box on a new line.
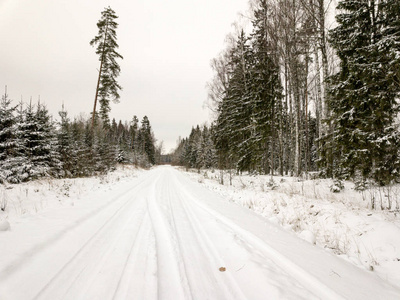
xmin=354 ymin=177 xmax=368 ymax=192
xmin=116 ymin=151 xmax=126 ymax=164
xmin=330 ymin=178 xmax=344 ymax=193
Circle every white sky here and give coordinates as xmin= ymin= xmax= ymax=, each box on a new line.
xmin=0 ymin=0 xmax=249 ymax=153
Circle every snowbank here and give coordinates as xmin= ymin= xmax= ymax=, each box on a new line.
xmin=0 ymin=165 xmax=144 ymax=224
xmin=181 ymin=168 xmax=400 ymax=289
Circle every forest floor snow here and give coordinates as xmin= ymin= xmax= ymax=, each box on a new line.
xmin=0 ymin=165 xmax=399 ymax=299
xmin=182 ymin=168 xmax=400 ymax=290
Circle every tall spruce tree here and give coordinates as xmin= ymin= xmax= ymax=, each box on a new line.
xmin=250 ymin=0 xmax=283 ymax=173
xmin=58 ymin=106 xmax=74 ymax=177
xmin=32 ymin=103 xmax=62 ymax=178
xmin=0 ymin=88 xmax=17 ymax=183
xmin=215 ymin=31 xmax=254 ymax=171
xmin=329 ymin=0 xmax=400 ymax=185
xmin=90 ymin=6 xmax=123 ymax=127
xmin=15 ymin=102 xmax=61 ymax=180
xmin=139 ymin=116 xmax=156 ymax=165
xmin=381 ymin=0 xmax=400 ymax=87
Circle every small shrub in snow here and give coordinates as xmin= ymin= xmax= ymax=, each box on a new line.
xmin=116 ymin=151 xmax=126 ymax=163
xmin=354 ymin=178 xmax=368 ymax=192
xmin=330 ymin=179 xmax=344 ymax=193
xmin=267 ymin=177 xmax=278 ymax=190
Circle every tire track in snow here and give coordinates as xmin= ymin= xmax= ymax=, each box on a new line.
xmin=111 ymin=212 xmax=157 ymax=300
xmin=146 ymin=174 xmax=190 ymax=300
xmin=1 ymin=172 xmax=155 ymax=300
xmin=164 ymin=175 xmax=248 ymax=300
xmin=0 ymin=170 xmax=153 ymax=282
xmin=177 ymin=179 xmax=345 ymax=300
xmin=158 ymin=175 xmax=194 ymax=299
xmin=32 ymin=194 xmax=148 ymax=299
xmin=152 ymin=168 xmax=316 ymax=299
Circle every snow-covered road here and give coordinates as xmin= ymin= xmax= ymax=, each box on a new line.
xmin=1 ymin=166 xmax=400 ymax=299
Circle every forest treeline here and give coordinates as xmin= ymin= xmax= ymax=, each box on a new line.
xmin=0 ymin=91 xmax=158 ymax=183
xmin=173 ymin=0 xmax=400 ymax=187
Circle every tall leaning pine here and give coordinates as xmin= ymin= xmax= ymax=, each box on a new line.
xmin=90 ymin=6 xmax=123 ymax=128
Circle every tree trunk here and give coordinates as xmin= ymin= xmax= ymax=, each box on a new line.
xmin=285 ymin=61 xmax=290 ymax=176
xmin=313 ymin=43 xmax=323 ymax=158
xmin=317 ymin=0 xmax=333 ymax=176
xmin=304 ymin=50 xmax=309 ymax=175
xmin=92 ymin=58 xmax=104 ymax=128
xmin=92 ymin=21 xmax=109 ymax=128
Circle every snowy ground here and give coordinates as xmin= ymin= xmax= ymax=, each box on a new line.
xmin=0 ymin=166 xmax=399 ymax=299
xmin=182 ymin=168 xmax=400 ymax=290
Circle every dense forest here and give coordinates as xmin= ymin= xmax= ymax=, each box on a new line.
xmin=173 ymin=0 xmax=400 ymax=188
xmin=0 ymin=89 xmax=159 ymax=183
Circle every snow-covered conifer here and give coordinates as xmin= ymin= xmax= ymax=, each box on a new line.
xmin=0 ymin=88 xmax=18 ymax=183
xmin=90 ymin=6 xmax=123 ymax=127
xmin=329 ymin=0 xmax=400 ymax=184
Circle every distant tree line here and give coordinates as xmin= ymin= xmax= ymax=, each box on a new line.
xmin=0 ymin=90 xmax=157 ymax=183
xmin=174 ymin=0 xmax=400 ymax=187
xmin=172 ymin=125 xmax=217 ymax=171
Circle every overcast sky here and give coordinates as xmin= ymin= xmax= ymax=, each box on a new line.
xmin=0 ymin=0 xmax=249 ymax=152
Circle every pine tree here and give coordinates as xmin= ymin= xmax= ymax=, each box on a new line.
xmin=138 ymin=116 xmax=156 ymax=166
xmin=69 ymin=118 xmax=84 ymax=176
xmin=16 ymin=102 xmax=37 ymax=179
xmin=188 ymin=126 xmax=202 ymax=170
xmin=10 ymin=101 xmax=31 ymax=182
xmin=30 ymin=103 xmax=62 ymax=178
xmin=329 ymin=0 xmax=400 ymax=184
xmin=200 ymin=125 xmax=217 ymax=169
xmin=95 ymin=129 xmax=117 ymax=173
xmin=90 ymin=6 xmax=123 ymax=127
xmin=58 ymin=106 xmax=74 ymax=177
xmin=249 ymin=0 xmax=283 ymax=173
xmin=381 ymin=0 xmax=400 ymax=89
xmin=14 ymin=102 xmax=59 ymax=180
xmin=215 ymin=31 xmax=254 ymax=171
xmin=0 ymin=88 xmax=18 ymax=183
